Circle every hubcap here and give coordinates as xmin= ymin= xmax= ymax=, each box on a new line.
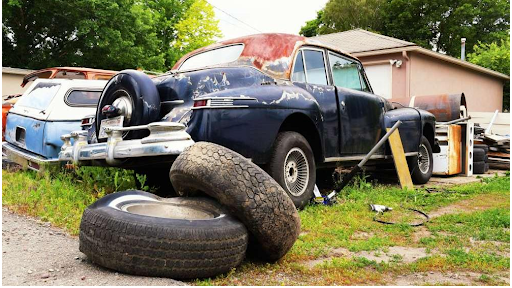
xmin=283 ymin=147 xmax=309 ymax=197
xmin=418 ymin=143 xmax=430 ymax=174
xmin=111 ymin=91 xmax=133 ymax=125
xmin=121 ymin=202 xmax=216 ymax=220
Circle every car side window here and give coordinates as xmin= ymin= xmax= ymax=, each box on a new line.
xmin=291 ymin=51 xmax=306 ymax=82
xmin=328 ymin=53 xmax=363 ymax=91
xmin=303 ymin=50 xmax=328 ymax=85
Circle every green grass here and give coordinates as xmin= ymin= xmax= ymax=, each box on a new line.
xmin=2 ymin=168 xmax=510 ymax=285
xmin=2 ymin=167 xmax=141 ymax=235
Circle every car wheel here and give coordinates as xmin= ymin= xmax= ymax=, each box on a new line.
xmin=170 ymin=142 xmax=301 ymax=262
xmin=408 ymin=136 xmax=433 ymax=184
xmin=266 ymin=132 xmax=316 ymax=209
xmin=95 ymin=70 xmax=160 ymax=142
xmin=79 ymin=190 xmax=248 ymax=279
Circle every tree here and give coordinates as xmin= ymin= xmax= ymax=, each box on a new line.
xmin=299 ymin=0 xmax=510 ymax=58
xmin=2 ymin=0 xmax=220 ymax=72
xmin=467 ymin=34 xmax=510 ymax=110
xmin=170 ymin=0 xmax=222 ymax=66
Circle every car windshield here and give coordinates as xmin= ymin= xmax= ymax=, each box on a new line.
xmin=178 ymin=44 xmax=244 ymax=71
xmin=15 ymin=82 xmax=61 ymax=110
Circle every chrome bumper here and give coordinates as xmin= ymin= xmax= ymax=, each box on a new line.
xmin=59 ymin=122 xmax=195 ymax=165
xmin=2 ymin=142 xmax=60 ymax=171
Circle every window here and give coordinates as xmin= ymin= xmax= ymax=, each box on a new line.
xmin=303 ymin=50 xmax=328 ymax=85
xmin=179 ymin=44 xmax=244 ymax=71
xmin=66 ymin=90 xmax=102 ymax=106
xmin=328 ymin=53 xmax=363 ymax=90
xmin=15 ymin=82 xmax=61 ymax=110
xmin=291 ymin=51 xmax=306 ymax=82
xmin=54 ymin=71 xmax=86 ymax=79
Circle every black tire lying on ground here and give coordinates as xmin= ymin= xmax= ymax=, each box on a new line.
xmin=473 ymin=148 xmax=486 ymax=162
xmin=79 ymin=190 xmax=248 ymax=279
xmin=170 ymin=142 xmax=301 ymax=261
xmin=473 ymin=161 xmax=486 ymax=174
xmin=485 ymin=163 xmax=490 ymax=172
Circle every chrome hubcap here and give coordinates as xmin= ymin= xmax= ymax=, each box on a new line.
xmin=418 ymin=144 xmax=430 ymax=174
xmin=283 ymin=147 xmax=309 ymax=196
xmin=111 ymin=92 xmax=133 ymax=125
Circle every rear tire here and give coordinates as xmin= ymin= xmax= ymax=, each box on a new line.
xmin=265 ymin=132 xmax=316 ymax=209
xmin=408 ymin=136 xmax=433 ymax=184
xmin=79 ymin=190 xmax=248 ymax=279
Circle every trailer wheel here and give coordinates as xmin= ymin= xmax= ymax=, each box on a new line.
xmin=170 ymin=142 xmax=300 ymax=261
xmin=408 ymin=136 xmax=433 ymax=184
xmin=79 ymin=190 xmax=248 ymax=279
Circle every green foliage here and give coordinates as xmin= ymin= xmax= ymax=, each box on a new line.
xmin=468 ymin=34 xmax=510 ymax=111
xmin=300 ymin=0 xmax=510 ymax=58
xmin=2 ymin=0 xmax=221 ymax=71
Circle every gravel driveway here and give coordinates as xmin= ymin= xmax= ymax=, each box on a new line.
xmin=2 ymin=208 xmax=185 ymax=286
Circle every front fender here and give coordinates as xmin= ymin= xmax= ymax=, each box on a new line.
xmin=384 ymin=107 xmax=423 ymax=153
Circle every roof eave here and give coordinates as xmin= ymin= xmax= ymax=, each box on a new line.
xmin=353 ymin=46 xmax=510 ymax=81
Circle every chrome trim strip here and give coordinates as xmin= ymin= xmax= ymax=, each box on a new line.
xmin=191 ymin=105 xmax=249 ymax=110
xmin=324 ymin=152 xmax=417 ymax=162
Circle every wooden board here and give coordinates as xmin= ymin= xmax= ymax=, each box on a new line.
xmin=387 ymin=128 xmax=414 ymax=189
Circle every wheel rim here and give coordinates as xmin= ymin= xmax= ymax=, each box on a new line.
xmin=283 ymin=147 xmax=309 ymax=197
xmin=111 ymin=90 xmax=133 ymax=125
xmin=417 ymin=143 xmax=430 ymax=174
xmin=120 ymin=202 xmax=217 ymax=220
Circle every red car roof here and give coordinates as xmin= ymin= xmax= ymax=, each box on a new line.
xmin=172 ymin=33 xmax=356 ymax=80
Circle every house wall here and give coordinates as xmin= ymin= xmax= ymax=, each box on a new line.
xmin=2 ymin=73 xmax=28 ymax=96
xmin=409 ymin=52 xmax=504 ymax=112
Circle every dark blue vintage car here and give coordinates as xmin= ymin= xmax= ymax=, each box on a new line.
xmin=60 ymin=33 xmax=437 ymax=208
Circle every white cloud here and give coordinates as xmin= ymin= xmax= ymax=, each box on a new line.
xmin=207 ymin=0 xmax=328 ymax=41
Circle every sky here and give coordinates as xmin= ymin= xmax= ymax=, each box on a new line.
xmin=207 ymin=0 xmax=329 ymax=41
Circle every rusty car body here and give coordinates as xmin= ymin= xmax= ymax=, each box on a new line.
xmin=59 ymin=33 xmax=438 ymax=205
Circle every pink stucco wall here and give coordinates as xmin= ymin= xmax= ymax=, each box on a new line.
xmin=358 ymin=51 xmax=505 ymax=112
xmin=409 ymin=52 xmax=504 ymax=112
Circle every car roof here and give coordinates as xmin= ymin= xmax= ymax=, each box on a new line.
xmin=22 ymin=67 xmax=118 ymax=87
xmin=172 ymin=33 xmax=358 ymax=80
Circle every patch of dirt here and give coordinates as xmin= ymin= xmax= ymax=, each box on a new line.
xmin=469 ymin=237 xmax=510 ymax=258
xmin=350 ymin=231 xmax=374 ymax=240
xmin=412 ymin=226 xmax=431 ymax=243
xmin=428 ymin=194 xmax=508 ymax=218
xmin=390 ymin=271 xmax=510 ymax=286
xmin=303 ymin=246 xmax=433 ymax=268
xmin=355 ymin=247 xmax=429 ymax=264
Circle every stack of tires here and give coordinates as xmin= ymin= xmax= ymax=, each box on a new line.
xmin=473 ymin=144 xmax=489 ymax=174
xmin=78 ymin=142 xmax=301 ymax=279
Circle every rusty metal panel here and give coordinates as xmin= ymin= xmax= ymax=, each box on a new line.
xmin=411 ymin=93 xmax=467 ymax=122
xmin=433 ymin=124 xmax=462 ymax=175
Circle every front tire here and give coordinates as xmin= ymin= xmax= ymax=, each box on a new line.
xmin=266 ymin=132 xmax=316 ymax=209
xmin=408 ymin=136 xmax=433 ymax=184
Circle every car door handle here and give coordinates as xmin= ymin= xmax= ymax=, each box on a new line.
xmin=340 ymin=101 xmax=346 ymax=111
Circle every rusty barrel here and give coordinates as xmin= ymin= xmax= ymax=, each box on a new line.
xmin=410 ymin=93 xmax=467 ymax=122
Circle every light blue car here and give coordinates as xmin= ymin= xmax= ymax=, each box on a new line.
xmin=3 ymin=79 xmax=106 ymax=170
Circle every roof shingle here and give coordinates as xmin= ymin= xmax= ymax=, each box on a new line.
xmin=311 ymin=28 xmax=416 ymax=53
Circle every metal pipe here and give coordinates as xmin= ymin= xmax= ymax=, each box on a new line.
xmin=485 ymin=109 xmax=499 ymax=134
xmin=461 ymin=38 xmax=466 ymax=61
xmin=327 ymin=120 xmax=402 ymax=199
xmin=438 ymin=116 xmax=471 ymax=125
